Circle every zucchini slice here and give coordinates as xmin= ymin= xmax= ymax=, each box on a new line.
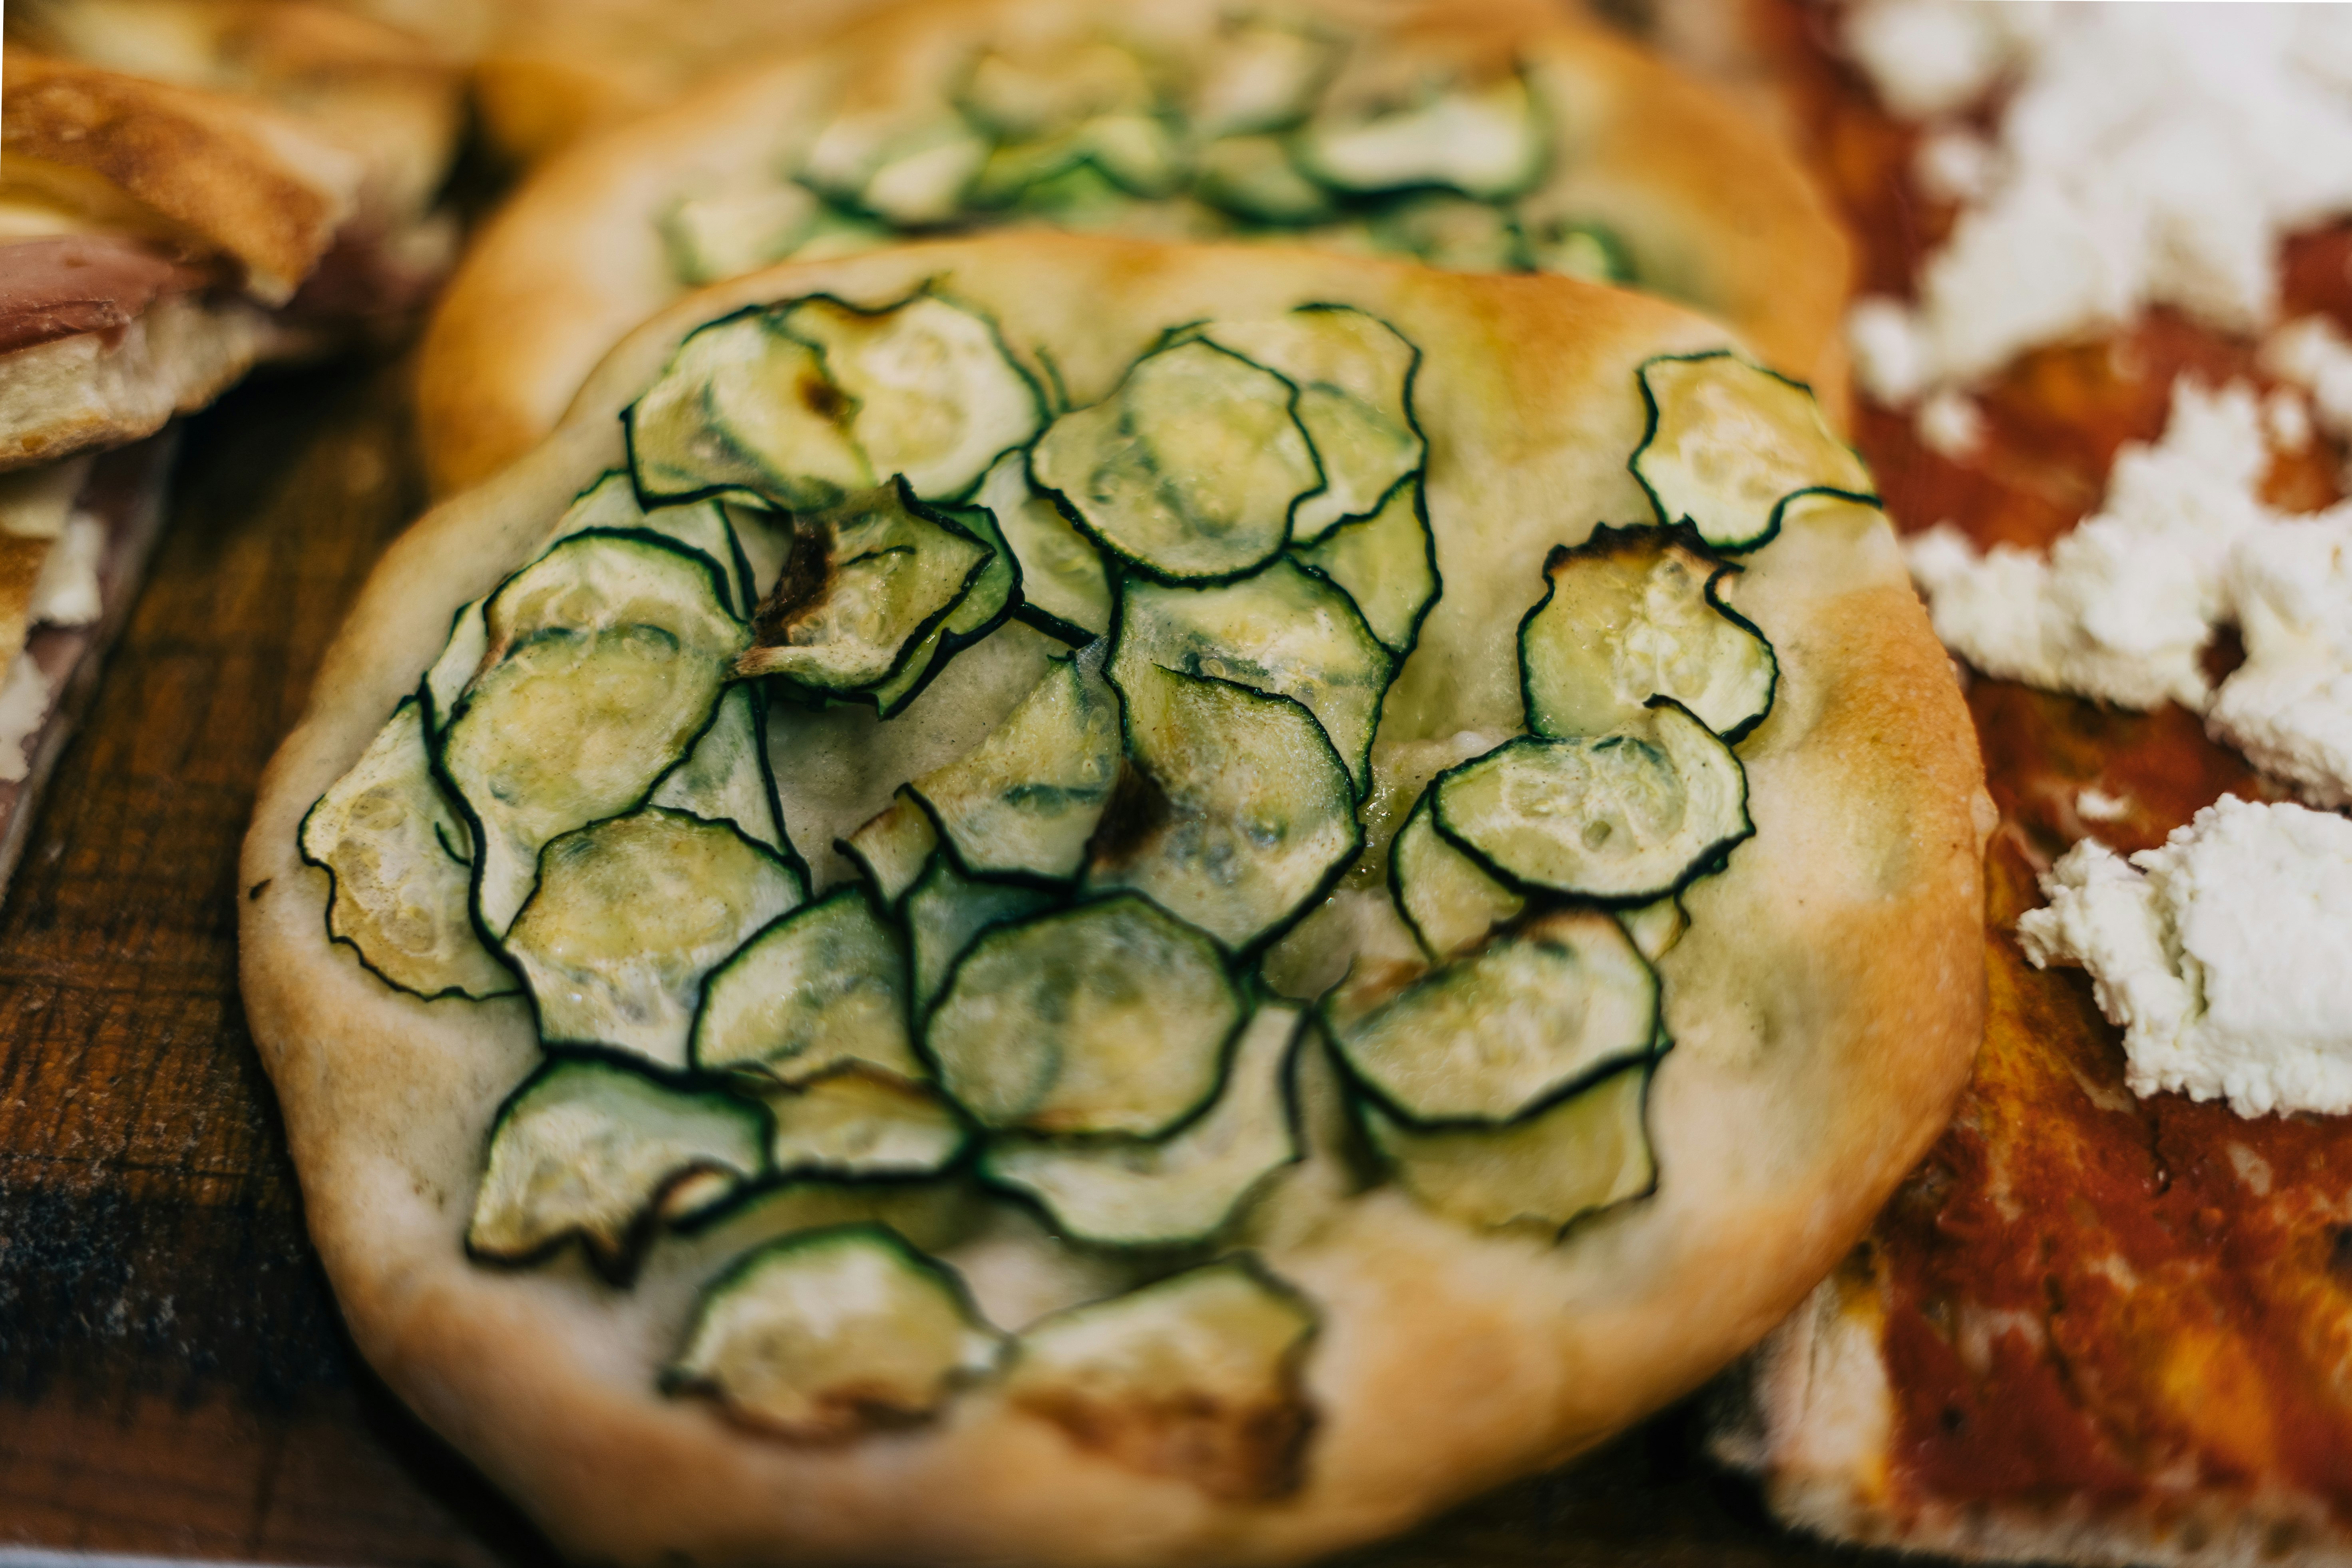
xmin=839 ymin=787 xmax=938 ymax=907
xmin=775 ymin=294 xmax=1045 ymax=503
xmin=736 ymin=479 xmax=991 ymax=696
xmin=420 ymin=597 xmax=488 ymax=734
xmin=803 ymin=110 xmax=991 ymax=226
xmin=759 ymin=1065 xmax=969 ymax=1178
xmin=647 ymin=682 xmax=796 ymax=864
xmin=1524 ymin=218 xmax=1633 ymax=285
xmin=300 ymin=698 xmax=516 ymax=1000
xmin=862 ymin=498 xmax=1023 ymax=718
xmin=467 ymin=1057 xmax=766 ymax=1281
xmin=972 ymin=115 xmax=1184 ymax=206
xmin=960 ymin=38 xmax=1156 ymax=139
xmin=1519 ymin=527 xmax=1776 ymax=742
xmin=1389 ymin=787 xmax=1522 ymax=962
xmin=440 ymin=532 xmax=748 ymax=938
xmin=1363 ymin=191 xmax=1524 ymax=274
xmin=1295 ymin=70 xmax=1544 ymax=201
xmin=909 ymin=653 xmax=1120 ymax=885
xmin=1113 ymin=559 xmax=1389 ymax=795
xmin=693 ymin=886 xmax=923 ymax=1084
xmin=1184 ymin=305 xmax=1421 ymax=544
xmin=1289 ymin=475 xmax=1439 ymax=658
xmin=662 ymin=182 xmax=822 ymax=287
xmin=980 ymin=1000 xmax=1302 ymax=1247
xmin=1190 ymin=17 xmax=1336 ymax=138
xmin=552 ymin=470 xmax=755 ymax=614
xmin=505 ymin=808 xmax=806 ymax=1071
xmin=978 ymin=449 xmax=1110 ymax=643
xmin=1194 ymin=135 xmax=1334 ymax=224
xmin=1086 ymin=661 xmax=1361 ymax=951
xmin=1327 ymin=909 xmax=1656 ymax=1124
xmin=1005 ymin=1258 xmax=1316 ymax=1501
xmin=666 ymin=1224 xmax=1004 ymax=1441
xmin=1363 ymin=1054 xmax=1655 ymax=1235
xmin=627 ymin=310 xmax=873 ymax=509
xmin=903 ymin=855 xmax=1057 ymax=1016
xmin=1631 ymin=352 xmax=1874 ymax=553
xmin=925 ymin=894 xmax=1243 ymax=1137
xmin=1432 ymin=706 xmax=1753 ymax=904
xmin=1030 ymin=338 xmax=1321 ymax=583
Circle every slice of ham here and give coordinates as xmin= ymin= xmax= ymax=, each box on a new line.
xmin=0 ymin=234 xmax=213 ymax=355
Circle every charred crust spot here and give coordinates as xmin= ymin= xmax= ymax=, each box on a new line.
xmin=246 ymin=878 xmax=272 ymax=901
xmin=751 ymin=519 xmax=835 ymax=647
xmin=1012 ymin=1388 xmax=1315 ymax=1501
xmin=1083 ymin=759 xmax=1173 ymax=871
xmin=797 ymin=370 xmax=852 ymax=425
xmin=2326 ymin=1225 xmax=2352 ymax=1282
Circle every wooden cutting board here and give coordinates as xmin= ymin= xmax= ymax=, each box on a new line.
xmin=0 ymin=354 xmax=1862 ymax=1566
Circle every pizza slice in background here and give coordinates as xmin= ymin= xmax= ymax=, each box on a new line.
xmin=1703 ymin=2 xmax=2352 ymax=1559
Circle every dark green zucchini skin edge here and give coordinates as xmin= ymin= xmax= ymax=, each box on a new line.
xmin=1025 ymin=336 xmax=1330 ymax=589
xmin=1383 ymin=787 xmax=1464 ymax=967
xmin=752 ymin=474 xmax=999 ymax=715
xmin=427 ymin=526 xmax=752 ymax=960
xmin=1317 ymin=931 xmax=1663 ymax=1132
xmin=685 ymin=881 xmax=916 ymax=1080
xmin=1289 ymin=60 xmax=1554 ymax=206
xmin=1425 ymin=697 xmax=1756 ymax=908
xmin=1107 ymin=557 xmax=1393 ymax=804
xmin=1290 ymin=469 xmax=1441 ymax=665
xmin=860 ymin=495 xmax=1027 ymax=720
xmin=656 ymin=1220 xmax=1008 ymax=1400
xmin=462 ymin=1053 xmax=773 ymax=1287
xmin=296 ymin=694 xmax=525 ymax=1003
xmin=1358 ymin=1046 xmax=1668 ymax=1243
xmin=903 ymin=665 xmax=1101 ymax=893
xmin=502 ymin=803 xmax=810 ymax=1059
xmin=968 ymin=996 xmax=1311 ymax=1250
xmin=911 ymin=890 xmax=1258 ymax=1142
xmin=1513 ymin=520 xmax=1779 ymax=747
xmin=1092 ymin=611 xmax=1369 ymax=956
xmin=1626 ymin=349 xmax=1880 ymax=555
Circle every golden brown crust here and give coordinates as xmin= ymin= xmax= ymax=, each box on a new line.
xmin=245 ymin=234 xmax=1979 ymax=1567
xmin=0 ymin=291 xmax=274 ymax=472
xmin=414 ymin=0 xmax=1850 ymax=496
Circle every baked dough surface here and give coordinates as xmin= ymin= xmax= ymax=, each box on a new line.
xmin=243 ymin=235 xmax=1982 ymax=1568
xmin=414 ymin=0 xmax=1851 ymax=495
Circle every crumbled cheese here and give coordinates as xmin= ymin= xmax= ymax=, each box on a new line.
xmin=1914 ymin=387 xmax=1984 ymax=459
xmin=28 ymin=511 xmax=104 ymax=627
xmin=1845 ymin=296 xmax=1931 ymax=408
xmin=2016 ymin=796 xmax=2352 ymax=1117
xmin=2260 ymin=314 xmax=2352 ymax=443
xmin=1905 ymin=380 xmax=2272 ymax=709
xmin=0 ymin=654 xmax=53 ymax=784
xmin=2263 ymin=386 xmax=2312 ymax=454
xmin=2207 ymin=509 xmax=2352 ymax=806
xmin=1841 ymin=4 xmax=2352 ymax=399
xmin=1913 ymin=127 xmax=1998 ymax=205
xmin=2075 ymin=786 xmax=2131 ymax=822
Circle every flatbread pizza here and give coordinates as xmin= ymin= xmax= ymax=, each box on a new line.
xmin=414 ymin=0 xmax=1852 ymax=495
xmin=242 ymin=234 xmax=1983 ymax=1566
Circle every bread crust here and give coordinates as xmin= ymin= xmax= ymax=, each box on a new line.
xmin=414 ymin=0 xmax=1851 ymax=496
xmin=0 ymin=291 xmax=273 ymax=471
xmin=244 ymin=235 xmax=1978 ymax=1568
xmin=2 ymin=49 xmax=358 ymax=303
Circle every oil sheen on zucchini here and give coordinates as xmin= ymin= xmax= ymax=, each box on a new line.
xmin=666 ymin=1224 xmax=1004 ymax=1441
xmin=1632 ymin=351 xmax=1874 ymax=552
xmin=1327 ymin=910 xmax=1656 ymax=1125
xmin=1086 ymin=661 xmax=1360 ymax=951
xmin=504 ymin=808 xmax=805 ymax=1071
xmin=693 ymin=886 xmax=923 ymax=1083
xmin=438 ymin=531 xmax=748 ymax=939
xmin=980 ymin=1000 xmax=1301 ymax=1247
xmin=1005 ymin=1258 xmax=1317 ymax=1500
xmin=1030 ymin=337 xmax=1321 ymax=583
xmin=925 ymin=894 xmax=1243 ymax=1137
xmin=1362 ymin=1053 xmax=1656 ymax=1234
xmin=1519 ymin=526 xmax=1775 ymax=741
xmin=1433 ymin=704 xmax=1753 ymax=904
xmin=468 ymin=1057 xmax=766 ymax=1281
xmin=300 ymin=698 xmax=516 ymax=1000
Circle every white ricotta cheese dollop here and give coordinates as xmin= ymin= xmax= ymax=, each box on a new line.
xmin=1904 ymin=379 xmax=2272 ymax=709
xmin=2207 ymin=509 xmax=2352 ymax=806
xmin=2018 ymin=796 xmax=2352 ymax=1117
xmin=1841 ymin=3 xmax=2352 ymax=400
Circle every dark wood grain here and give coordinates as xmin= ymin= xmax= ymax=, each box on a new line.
xmin=0 ymin=352 xmax=1908 ymax=1568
